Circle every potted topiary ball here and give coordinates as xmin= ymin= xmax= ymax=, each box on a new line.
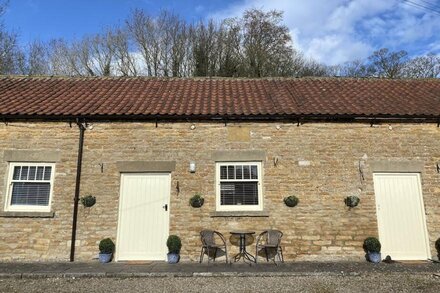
xmin=435 ymin=238 xmax=440 ymax=260
xmin=98 ymin=238 xmax=115 ymax=263
xmin=345 ymin=195 xmax=360 ymax=208
xmin=284 ymin=195 xmax=299 ymax=207
xmin=363 ymin=237 xmax=381 ymax=263
xmin=166 ymin=235 xmax=182 ymax=264
xmin=189 ymin=194 xmax=204 ymax=208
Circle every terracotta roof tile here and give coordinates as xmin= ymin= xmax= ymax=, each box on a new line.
xmin=0 ymin=76 xmax=439 ymax=119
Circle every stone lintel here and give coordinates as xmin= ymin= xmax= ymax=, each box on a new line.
xmin=369 ymin=160 xmax=424 ymax=173
xmin=116 ymin=161 xmax=176 ymax=172
xmin=211 ymin=150 xmax=266 ymax=162
xmin=3 ymin=150 xmax=61 ymax=162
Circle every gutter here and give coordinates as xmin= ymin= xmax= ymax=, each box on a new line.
xmin=1 ymin=113 xmax=440 ymax=123
xmin=70 ymin=120 xmax=86 ymax=262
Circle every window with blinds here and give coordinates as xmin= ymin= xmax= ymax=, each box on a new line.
xmin=6 ymin=163 xmax=54 ymax=211
xmin=217 ymin=162 xmax=262 ymax=211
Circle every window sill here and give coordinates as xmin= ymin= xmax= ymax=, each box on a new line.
xmin=210 ymin=211 xmax=269 ymax=217
xmin=0 ymin=211 xmax=55 ymax=218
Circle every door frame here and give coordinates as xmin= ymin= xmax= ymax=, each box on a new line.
xmin=115 ymin=172 xmax=171 ymax=261
xmin=373 ymin=172 xmax=431 ymax=260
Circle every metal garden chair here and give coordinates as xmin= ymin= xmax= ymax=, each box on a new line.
xmin=199 ymin=230 xmax=228 ymax=263
xmin=255 ymin=230 xmax=284 ymax=265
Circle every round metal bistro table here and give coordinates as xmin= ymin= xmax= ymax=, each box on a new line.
xmin=230 ymin=231 xmax=256 ymax=263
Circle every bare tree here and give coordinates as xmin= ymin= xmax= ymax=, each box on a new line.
xmin=0 ymin=1 xmax=23 ymax=74
xmin=368 ymin=48 xmax=408 ymax=78
xmin=338 ymin=59 xmax=375 ymax=77
xmin=25 ymin=40 xmax=50 ymax=75
xmin=127 ymin=9 xmax=188 ymax=77
xmin=216 ymin=18 xmax=242 ymax=77
xmin=89 ymin=31 xmax=115 ymax=76
xmin=241 ymin=9 xmax=295 ymax=77
xmin=191 ymin=20 xmax=218 ymax=77
xmin=111 ymin=28 xmax=138 ymax=76
xmin=403 ymin=53 xmax=440 ymax=78
xmin=47 ymin=39 xmax=75 ymax=76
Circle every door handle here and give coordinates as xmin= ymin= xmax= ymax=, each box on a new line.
xmin=163 ymin=204 xmax=168 ymax=211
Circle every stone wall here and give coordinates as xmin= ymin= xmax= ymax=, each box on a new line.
xmin=0 ymin=121 xmax=439 ymax=261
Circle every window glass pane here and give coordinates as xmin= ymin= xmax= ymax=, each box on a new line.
xmin=227 ymin=166 xmax=234 ymax=180
xmin=36 ymin=167 xmax=44 ymax=180
xmin=43 ymin=166 xmax=52 ymax=180
xmin=220 ymin=182 xmax=258 ymax=206
xmin=235 ymin=165 xmax=243 ymax=179
xmin=220 ymin=166 xmax=227 ymax=180
xmin=12 ymin=166 xmax=21 ymax=180
xmin=28 ymin=167 xmax=37 ymax=180
xmin=11 ymin=182 xmax=50 ymax=206
xmin=20 ymin=166 xmax=29 ymax=180
xmin=243 ymin=166 xmax=250 ymax=179
xmin=251 ymin=165 xmax=258 ymax=179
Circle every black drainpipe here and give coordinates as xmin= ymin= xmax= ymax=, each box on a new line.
xmin=70 ymin=120 xmax=86 ymax=262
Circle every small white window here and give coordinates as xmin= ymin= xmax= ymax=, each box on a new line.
xmin=5 ymin=162 xmax=55 ymax=212
xmin=216 ymin=162 xmax=262 ymax=211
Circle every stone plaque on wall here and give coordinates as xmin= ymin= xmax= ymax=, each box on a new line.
xmin=227 ymin=126 xmax=250 ymax=142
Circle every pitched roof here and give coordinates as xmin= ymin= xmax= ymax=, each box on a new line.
xmin=0 ymin=76 xmax=439 ymax=119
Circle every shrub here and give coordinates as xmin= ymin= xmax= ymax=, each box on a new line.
xmin=189 ymin=194 xmax=204 ymax=208
xmin=363 ymin=237 xmax=381 ymax=253
xmin=167 ymin=235 xmax=182 ymax=254
xmin=284 ymin=195 xmax=299 ymax=207
xmin=81 ymin=195 xmax=96 ymax=207
xmin=99 ymin=238 xmax=115 ymax=254
xmin=435 ymin=238 xmax=440 ymax=255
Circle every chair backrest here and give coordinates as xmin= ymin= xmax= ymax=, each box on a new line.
xmin=200 ymin=230 xmax=215 ymax=246
xmin=266 ymin=230 xmax=283 ymax=246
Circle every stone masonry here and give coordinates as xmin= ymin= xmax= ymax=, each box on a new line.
xmin=0 ymin=120 xmax=439 ymax=261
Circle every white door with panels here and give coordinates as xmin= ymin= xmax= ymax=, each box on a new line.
xmin=117 ymin=173 xmax=170 ymax=261
xmin=373 ymin=173 xmax=430 ymax=260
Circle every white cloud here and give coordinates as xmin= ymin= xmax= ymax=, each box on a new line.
xmin=210 ymin=0 xmax=440 ymax=65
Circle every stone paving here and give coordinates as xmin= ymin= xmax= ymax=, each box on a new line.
xmin=0 ymin=261 xmax=439 ymax=279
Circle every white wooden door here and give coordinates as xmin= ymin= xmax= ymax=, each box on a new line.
xmin=373 ymin=173 xmax=430 ymax=260
xmin=116 ymin=173 xmax=170 ymax=261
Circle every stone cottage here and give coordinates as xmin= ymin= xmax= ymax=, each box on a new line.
xmin=0 ymin=76 xmax=439 ymax=262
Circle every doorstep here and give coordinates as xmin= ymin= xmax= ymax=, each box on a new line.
xmin=0 ymin=261 xmax=438 ymax=279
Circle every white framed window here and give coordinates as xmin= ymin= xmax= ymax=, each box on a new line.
xmin=5 ymin=162 xmax=55 ymax=212
xmin=216 ymin=162 xmax=263 ymax=211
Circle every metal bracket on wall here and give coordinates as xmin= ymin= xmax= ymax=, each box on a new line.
xmin=358 ymin=160 xmax=365 ymax=183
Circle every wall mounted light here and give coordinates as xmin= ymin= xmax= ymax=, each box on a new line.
xmin=189 ymin=161 xmax=196 ymax=173
xmin=190 ymin=124 xmax=196 ymax=130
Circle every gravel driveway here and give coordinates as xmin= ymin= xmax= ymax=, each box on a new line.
xmin=1 ymin=273 xmax=440 ymax=293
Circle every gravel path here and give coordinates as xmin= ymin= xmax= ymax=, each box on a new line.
xmin=1 ymin=273 xmax=440 ymax=293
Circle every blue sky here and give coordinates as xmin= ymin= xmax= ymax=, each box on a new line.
xmin=4 ymin=0 xmax=440 ymax=65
